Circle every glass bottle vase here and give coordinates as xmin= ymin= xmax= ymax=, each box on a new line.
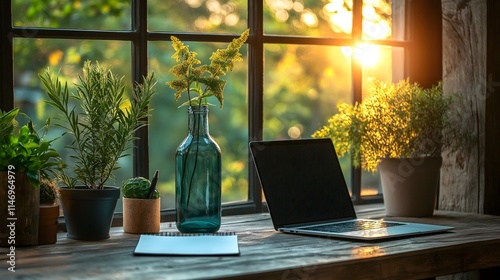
xmin=175 ymin=105 xmax=221 ymax=233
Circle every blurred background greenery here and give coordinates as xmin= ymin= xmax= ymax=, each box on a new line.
xmin=10 ymin=0 xmax=398 ymax=211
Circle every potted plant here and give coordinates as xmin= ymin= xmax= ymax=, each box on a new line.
xmin=0 ymin=108 xmax=62 ymax=246
xmin=122 ymin=173 xmax=160 ymax=234
xmin=40 ymin=60 xmax=158 ymax=240
xmin=167 ymin=29 xmax=249 ymax=233
xmin=38 ymin=178 xmax=60 ymax=245
xmin=313 ymin=79 xmax=471 ymax=217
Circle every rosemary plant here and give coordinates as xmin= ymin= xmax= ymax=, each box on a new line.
xmin=41 ymin=61 xmax=158 ymax=189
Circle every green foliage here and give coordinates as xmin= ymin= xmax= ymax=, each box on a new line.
xmin=313 ymin=79 xmax=471 ymax=172
xmin=20 ymin=0 xmax=127 ymax=28
xmin=40 ymin=178 xmax=60 ymax=204
xmin=0 ymin=108 xmax=63 ymax=188
xmin=0 ymin=108 xmax=19 ymax=140
xmin=122 ymin=177 xmax=159 ymax=199
xmin=40 ymin=60 xmax=158 ymax=189
xmin=167 ymin=29 xmax=250 ymax=108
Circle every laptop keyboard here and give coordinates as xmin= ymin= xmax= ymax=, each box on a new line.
xmin=300 ymin=220 xmax=403 ymax=233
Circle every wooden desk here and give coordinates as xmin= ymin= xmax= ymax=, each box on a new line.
xmin=3 ymin=209 xmax=500 ymax=279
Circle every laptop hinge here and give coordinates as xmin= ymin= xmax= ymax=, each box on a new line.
xmin=282 ymin=217 xmax=355 ymax=228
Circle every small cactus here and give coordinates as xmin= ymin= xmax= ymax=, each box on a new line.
xmin=40 ymin=178 xmax=59 ymax=204
xmin=122 ymin=177 xmax=159 ymax=199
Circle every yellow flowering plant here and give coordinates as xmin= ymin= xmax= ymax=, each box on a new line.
xmin=167 ymin=29 xmax=250 ymax=108
xmin=313 ymin=79 xmax=471 ymax=172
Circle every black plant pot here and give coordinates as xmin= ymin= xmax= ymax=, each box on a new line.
xmin=59 ymin=186 xmax=120 ymax=241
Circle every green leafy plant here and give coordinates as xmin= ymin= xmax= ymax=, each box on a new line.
xmin=167 ymin=29 xmax=250 ymax=108
xmin=40 ymin=60 xmax=158 ymax=189
xmin=313 ymin=79 xmax=471 ymax=172
xmin=0 ymin=108 xmax=63 ymax=188
xmin=122 ymin=177 xmax=159 ymax=199
xmin=40 ymin=178 xmax=60 ymax=204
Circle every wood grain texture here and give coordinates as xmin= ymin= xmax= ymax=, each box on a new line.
xmin=0 ymin=172 xmax=39 ymax=246
xmin=440 ymin=0 xmax=487 ymax=213
xmin=3 ymin=210 xmax=500 ymax=279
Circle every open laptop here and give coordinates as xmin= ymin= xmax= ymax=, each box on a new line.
xmin=249 ymin=138 xmax=454 ymax=241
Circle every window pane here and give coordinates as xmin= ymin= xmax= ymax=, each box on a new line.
xmin=12 ymin=0 xmax=131 ymax=30
xmin=148 ymin=0 xmax=248 ymax=33
xmin=263 ymin=44 xmax=353 ymax=191
xmin=13 ymin=38 xmax=132 ymax=212
xmin=390 ymin=0 xmax=406 ymax=41
xmin=264 ymin=0 xmax=403 ymax=39
xmin=264 ymin=0 xmax=352 ymax=37
xmin=149 ymin=41 xmax=249 ymax=210
xmin=362 ymin=0 xmax=394 ymax=40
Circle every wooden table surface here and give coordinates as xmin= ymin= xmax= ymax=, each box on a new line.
xmin=3 ymin=208 xmax=500 ymax=280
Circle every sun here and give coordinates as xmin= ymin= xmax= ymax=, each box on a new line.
xmin=341 ymin=43 xmax=381 ymax=68
xmin=325 ymin=0 xmax=391 ymax=68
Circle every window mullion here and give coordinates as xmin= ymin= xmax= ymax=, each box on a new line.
xmin=1 ymin=0 xmax=13 ymax=112
xmin=351 ymin=0 xmax=363 ymax=204
xmin=248 ymin=0 xmax=264 ymax=211
xmin=131 ymin=0 xmax=150 ymax=179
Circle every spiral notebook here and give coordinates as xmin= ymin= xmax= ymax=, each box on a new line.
xmin=133 ymin=232 xmax=240 ymax=256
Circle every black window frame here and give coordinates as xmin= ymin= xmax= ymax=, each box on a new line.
xmin=1 ymin=0 xmax=440 ymax=219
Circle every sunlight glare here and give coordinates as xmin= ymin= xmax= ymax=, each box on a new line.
xmin=324 ymin=0 xmax=344 ymax=13
xmin=342 ymin=44 xmax=380 ymax=68
xmin=185 ymin=0 xmax=202 ymax=8
xmin=225 ymin=13 xmax=239 ymax=26
xmin=206 ymin=0 xmax=221 ymax=13
xmin=209 ymin=14 xmax=223 ymax=25
xmin=329 ymin=8 xmax=352 ymax=34
xmin=275 ymin=10 xmax=290 ymax=22
xmin=293 ymin=1 xmax=304 ymax=12
xmin=362 ymin=5 xmax=379 ymax=21
xmin=325 ymin=0 xmax=392 ymax=67
xmin=288 ymin=124 xmax=304 ymax=139
xmin=301 ymin=10 xmax=318 ymax=27
xmin=364 ymin=20 xmax=387 ymax=39
xmin=351 ymin=245 xmax=385 ymax=257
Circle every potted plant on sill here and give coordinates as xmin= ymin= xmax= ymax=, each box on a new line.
xmin=313 ymin=79 xmax=471 ymax=217
xmin=122 ymin=173 xmax=160 ymax=234
xmin=38 ymin=178 xmax=60 ymax=245
xmin=40 ymin=60 xmax=158 ymax=240
xmin=167 ymin=29 xmax=249 ymax=233
xmin=0 ymin=108 xmax=63 ymax=246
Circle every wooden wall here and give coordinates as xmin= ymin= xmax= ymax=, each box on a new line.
xmin=439 ymin=3 xmax=500 ymax=279
xmin=440 ymin=0 xmax=493 ymax=214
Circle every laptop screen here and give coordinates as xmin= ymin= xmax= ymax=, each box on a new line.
xmin=249 ymin=139 xmax=357 ymax=229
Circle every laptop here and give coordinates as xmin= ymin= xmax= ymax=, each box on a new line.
xmin=249 ymin=138 xmax=454 ymax=241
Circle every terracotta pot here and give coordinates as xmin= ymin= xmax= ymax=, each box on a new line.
xmin=123 ymin=197 xmax=160 ymax=234
xmin=38 ymin=203 xmax=59 ymax=245
xmin=379 ymin=157 xmax=442 ymax=217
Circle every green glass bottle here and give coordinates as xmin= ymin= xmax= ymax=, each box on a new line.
xmin=175 ymin=105 xmax=221 ymax=233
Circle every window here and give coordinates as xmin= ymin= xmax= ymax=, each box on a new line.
xmin=1 ymin=0 xmax=412 ymax=217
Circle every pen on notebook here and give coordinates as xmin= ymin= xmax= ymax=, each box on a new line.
xmin=148 ymin=170 xmax=159 ymax=199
